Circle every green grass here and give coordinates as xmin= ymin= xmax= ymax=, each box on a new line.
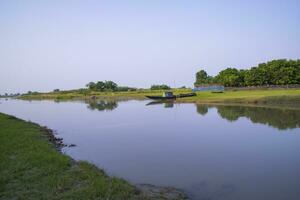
xmin=20 ymin=89 xmax=191 ymax=100
xmin=20 ymin=88 xmax=300 ymax=106
xmin=176 ymin=89 xmax=300 ymax=105
xmin=0 ymin=113 xmax=150 ymax=200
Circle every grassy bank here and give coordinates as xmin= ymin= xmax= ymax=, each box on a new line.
xmin=20 ymin=88 xmax=300 ymax=106
xmin=176 ymin=89 xmax=300 ymax=105
xmin=0 ymin=113 xmax=186 ymax=200
xmin=19 ymin=89 xmax=191 ymax=100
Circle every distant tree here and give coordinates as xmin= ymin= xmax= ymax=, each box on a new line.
xmin=150 ymin=84 xmax=171 ymax=90
xmin=95 ymin=81 xmax=106 ymax=91
xmin=215 ymin=68 xmax=242 ymax=87
xmin=194 ymin=70 xmax=213 ymax=85
xmin=244 ymin=67 xmax=260 ymax=86
xmin=86 ymin=81 xmax=118 ymax=91
xmin=104 ymin=81 xmax=118 ymax=91
xmin=195 ymin=70 xmax=208 ymax=84
xmin=196 ymin=59 xmax=300 ymax=87
xmin=86 ymin=82 xmax=97 ymax=90
xmin=53 ymin=89 xmax=60 ymax=92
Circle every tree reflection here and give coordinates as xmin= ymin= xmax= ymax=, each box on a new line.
xmin=216 ymin=105 xmax=300 ymax=130
xmin=196 ymin=105 xmax=209 ymax=116
xmin=86 ymin=100 xmax=118 ymax=111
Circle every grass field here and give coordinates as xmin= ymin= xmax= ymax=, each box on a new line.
xmin=177 ymin=89 xmax=300 ymax=104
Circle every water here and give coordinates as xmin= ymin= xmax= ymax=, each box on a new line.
xmin=1 ymin=98 xmax=300 ymax=200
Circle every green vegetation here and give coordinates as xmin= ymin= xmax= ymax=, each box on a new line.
xmin=20 ymin=88 xmax=190 ymax=100
xmin=150 ymin=84 xmax=171 ymax=90
xmin=20 ymin=88 xmax=300 ymax=106
xmin=194 ymin=70 xmax=214 ymax=85
xmin=18 ymin=60 xmax=300 ymax=105
xmin=0 ymin=93 xmax=20 ymax=98
xmin=0 ymin=112 xmax=148 ymax=200
xmin=177 ymin=89 xmax=300 ymax=106
xmin=86 ymin=81 xmax=137 ymax=92
xmin=195 ymin=59 xmax=300 ymax=87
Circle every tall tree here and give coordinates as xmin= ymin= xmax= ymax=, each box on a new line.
xmin=194 ymin=70 xmax=212 ymax=85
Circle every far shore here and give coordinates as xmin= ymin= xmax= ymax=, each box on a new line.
xmin=19 ymin=88 xmax=300 ymax=107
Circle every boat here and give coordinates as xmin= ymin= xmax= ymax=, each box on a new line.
xmin=146 ymin=91 xmax=196 ymax=100
xmin=177 ymin=93 xmax=197 ymax=98
xmin=145 ymin=95 xmax=176 ymax=100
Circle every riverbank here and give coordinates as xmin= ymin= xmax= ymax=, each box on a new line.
xmin=20 ymin=89 xmax=189 ymax=100
xmin=0 ymin=112 xmax=188 ymax=200
xmin=20 ymin=89 xmax=300 ymax=106
xmin=176 ymin=89 xmax=300 ymax=106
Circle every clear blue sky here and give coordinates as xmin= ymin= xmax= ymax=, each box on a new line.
xmin=1 ymin=0 xmax=300 ymax=93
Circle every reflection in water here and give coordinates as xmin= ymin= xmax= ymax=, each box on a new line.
xmin=164 ymin=102 xmax=174 ymax=108
xmin=146 ymin=100 xmax=174 ymax=108
xmin=196 ymin=104 xmax=209 ymax=116
xmin=195 ymin=104 xmax=300 ymax=130
xmin=86 ymin=100 xmax=118 ymax=111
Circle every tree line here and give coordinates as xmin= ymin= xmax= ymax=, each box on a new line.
xmin=86 ymin=81 xmax=137 ymax=92
xmin=0 ymin=93 xmax=20 ymax=97
xmin=195 ymin=59 xmax=300 ymax=87
xmin=150 ymin=84 xmax=171 ymax=90
xmin=86 ymin=81 xmax=173 ymax=91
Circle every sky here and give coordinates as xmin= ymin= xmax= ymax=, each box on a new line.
xmin=1 ymin=0 xmax=300 ymax=93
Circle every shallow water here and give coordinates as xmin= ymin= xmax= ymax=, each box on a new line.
xmin=1 ymin=98 xmax=300 ymax=200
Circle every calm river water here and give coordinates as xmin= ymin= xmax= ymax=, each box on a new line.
xmin=1 ymin=98 xmax=300 ymax=200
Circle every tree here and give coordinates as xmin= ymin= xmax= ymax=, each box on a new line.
xmin=104 ymin=81 xmax=118 ymax=91
xmin=95 ymin=81 xmax=106 ymax=91
xmin=215 ymin=68 xmax=242 ymax=87
xmin=86 ymin=81 xmax=118 ymax=91
xmin=194 ymin=70 xmax=213 ymax=85
xmin=196 ymin=59 xmax=300 ymax=87
xmin=86 ymin=82 xmax=96 ymax=90
xmin=195 ymin=70 xmax=208 ymax=85
xmin=150 ymin=84 xmax=171 ymax=90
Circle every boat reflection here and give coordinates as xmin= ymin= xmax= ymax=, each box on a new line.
xmin=146 ymin=100 xmax=174 ymax=108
